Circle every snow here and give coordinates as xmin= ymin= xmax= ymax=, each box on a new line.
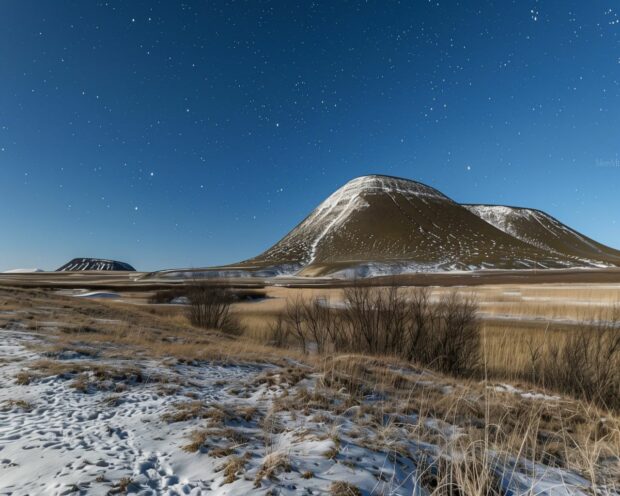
xmin=154 ymin=264 xmax=302 ymax=280
xmin=0 ymin=327 xmax=610 ymax=495
xmin=465 ymin=205 xmax=528 ymax=240
xmin=493 ymin=384 xmax=561 ymax=402
xmin=0 ymin=329 xmax=261 ymax=495
xmin=72 ymin=291 xmax=122 ymax=299
xmin=478 ymin=311 xmax=620 ymax=328
xmin=0 ymin=329 xmax=430 ymax=495
xmin=2 ymin=268 xmax=44 ymax=273
xmin=0 ymin=329 xmax=612 ymax=496
xmin=329 ymin=261 xmax=459 ymax=278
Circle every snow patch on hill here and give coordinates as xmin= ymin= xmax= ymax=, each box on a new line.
xmin=465 ymin=205 xmax=526 ymax=239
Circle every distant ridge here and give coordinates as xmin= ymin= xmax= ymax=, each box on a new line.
xmin=56 ymin=258 xmax=136 ymax=272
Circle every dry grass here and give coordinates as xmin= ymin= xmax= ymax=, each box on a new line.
xmin=183 ymin=429 xmax=210 ymax=453
xmin=0 ymin=288 xmax=305 ymax=369
xmin=3 ymin=284 xmax=620 ymax=492
xmin=163 ymin=401 xmax=211 ymax=423
xmin=482 ymin=322 xmax=618 ymax=377
xmin=183 ymin=425 xmax=250 ymax=454
xmin=1 ymin=399 xmax=34 ymax=412
xmin=330 ymin=481 xmax=362 ymax=496
xmin=218 ymin=455 xmax=248 ymax=484
xmin=254 ymin=452 xmax=292 ymax=487
xmin=314 ymin=353 xmax=620 ymax=489
xmin=15 ymin=358 xmax=149 ymax=393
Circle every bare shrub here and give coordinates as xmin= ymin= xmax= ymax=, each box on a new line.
xmin=284 ymin=296 xmax=307 ymax=353
xmin=272 ymin=284 xmax=481 ymax=377
xmin=341 ymin=284 xmax=480 ymax=376
xmin=429 ymin=292 xmax=480 ymax=376
xmin=341 ymin=282 xmax=410 ymax=355
xmin=403 ymin=287 xmax=435 ymax=362
xmin=187 ymin=285 xmax=240 ymax=334
xmin=533 ymin=307 xmax=620 ymax=410
xmin=267 ymin=313 xmax=288 ymax=348
xmin=300 ymin=297 xmax=343 ymax=355
xmin=282 ymin=295 xmax=347 ymax=354
xmin=341 ymin=284 xmax=383 ymax=354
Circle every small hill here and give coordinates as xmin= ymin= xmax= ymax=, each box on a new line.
xmin=56 ymin=258 xmax=136 ymax=272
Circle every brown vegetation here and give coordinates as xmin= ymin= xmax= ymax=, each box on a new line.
xmin=187 ymin=285 xmax=241 ymax=334
xmin=276 ymin=285 xmax=480 ymax=377
xmin=254 ymin=452 xmax=292 ymax=487
xmin=330 ymin=481 xmax=362 ymax=496
xmin=2 ymin=283 xmax=620 ymax=493
xmin=483 ymin=308 xmax=620 ymax=410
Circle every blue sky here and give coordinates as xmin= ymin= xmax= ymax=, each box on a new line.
xmin=0 ymin=1 xmax=619 ymax=271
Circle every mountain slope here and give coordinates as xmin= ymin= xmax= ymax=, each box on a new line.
xmin=464 ymin=205 xmax=620 ymax=267
xmin=56 ymin=258 xmax=136 ymax=272
xmin=237 ymin=175 xmax=617 ymax=276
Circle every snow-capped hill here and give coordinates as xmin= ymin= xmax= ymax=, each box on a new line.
xmin=241 ymin=174 xmax=605 ymax=276
xmin=56 ymin=258 xmax=136 ymax=272
xmin=145 ymin=175 xmax=620 ymax=279
xmin=465 ymin=204 xmax=620 ymax=267
xmin=301 ymin=175 xmax=452 ymax=263
xmin=244 ymin=175 xmax=460 ymax=268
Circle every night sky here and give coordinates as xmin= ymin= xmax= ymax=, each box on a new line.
xmin=1 ymin=1 xmax=619 ymax=271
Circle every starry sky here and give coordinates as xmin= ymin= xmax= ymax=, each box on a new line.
xmin=1 ymin=1 xmax=619 ymax=271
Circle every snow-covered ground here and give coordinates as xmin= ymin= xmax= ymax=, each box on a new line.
xmin=0 ymin=327 xmax=613 ymax=495
xmin=2 ymin=268 xmax=44 ymax=274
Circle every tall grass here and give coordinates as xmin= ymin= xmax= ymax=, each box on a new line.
xmin=483 ymin=308 xmax=620 ymax=410
xmin=267 ymin=283 xmax=620 ymax=410
xmin=315 ymin=353 xmax=620 ymax=495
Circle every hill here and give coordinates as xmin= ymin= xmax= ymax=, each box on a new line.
xmin=237 ymin=175 xmax=620 ymax=276
xmin=146 ymin=175 xmax=620 ymax=279
xmin=464 ymin=205 xmax=620 ymax=267
xmin=56 ymin=258 xmax=136 ymax=272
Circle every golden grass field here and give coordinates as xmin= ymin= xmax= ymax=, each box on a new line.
xmin=2 ymin=280 xmax=617 ymax=390
xmin=230 ymin=283 xmax=620 ymax=377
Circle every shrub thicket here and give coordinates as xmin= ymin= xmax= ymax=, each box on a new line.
xmin=277 ymin=283 xmax=480 ymax=377
xmin=187 ymin=285 xmax=241 ymax=334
